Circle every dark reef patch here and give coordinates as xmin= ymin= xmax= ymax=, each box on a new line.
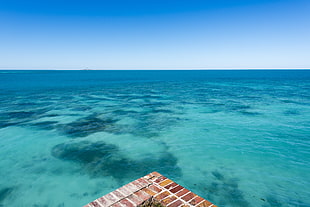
xmin=56 ymin=115 xmax=119 ymax=137
xmin=0 ymin=111 xmax=35 ymax=128
xmin=71 ymin=106 xmax=93 ymax=111
xmin=54 ymin=107 xmax=181 ymax=138
xmin=140 ymin=102 xmax=169 ymax=108
xmin=32 ymin=203 xmax=48 ymax=207
xmin=199 ymin=100 xmax=264 ymax=116
xmin=0 ymin=187 xmax=14 ymax=203
xmin=280 ymin=99 xmax=299 ymax=104
xmin=224 ymin=188 xmax=250 ymax=207
xmin=116 ymin=94 xmax=163 ymax=101
xmin=230 ymin=104 xmax=251 ymax=110
xmin=32 ymin=121 xmax=58 ymax=130
xmin=43 ymin=114 xmax=59 ymax=117
xmin=0 ymin=122 xmax=17 ymax=129
xmin=51 ymin=140 xmax=182 ymax=181
xmin=211 ymin=170 xmax=225 ymax=181
xmin=4 ymin=111 xmax=37 ymax=119
xmin=0 ymin=108 xmax=52 ymax=128
xmin=52 ymin=141 xmax=118 ymax=164
xmin=149 ymin=109 xmax=174 ymax=114
xmin=112 ymin=109 xmax=139 ymax=116
xmin=140 ymin=94 xmax=163 ymax=99
xmin=219 ymin=101 xmax=263 ymax=116
xmin=128 ymin=115 xmax=180 ymax=138
xmin=283 ymin=109 xmax=300 ymax=115
xmin=264 ymin=196 xmax=283 ymax=207
xmin=103 ymin=106 xmax=182 ymax=138
xmin=239 ymin=111 xmax=262 ymax=116
xmin=262 ymin=194 xmax=310 ymax=207
xmin=193 ymin=170 xmax=249 ymax=207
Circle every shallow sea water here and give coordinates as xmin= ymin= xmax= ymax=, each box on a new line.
xmin=0 ymin=70 xmax=309 ymax=207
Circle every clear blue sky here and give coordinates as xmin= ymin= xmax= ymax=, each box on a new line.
xmin=0 ymin=0 xmax=309 ymax=69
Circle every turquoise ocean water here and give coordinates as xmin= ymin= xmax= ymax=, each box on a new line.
xmin=0 ymin=70 xmax=309 ymax=207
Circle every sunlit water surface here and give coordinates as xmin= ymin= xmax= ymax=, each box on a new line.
xmin=0 ymin=70 xmax=309 ymax=207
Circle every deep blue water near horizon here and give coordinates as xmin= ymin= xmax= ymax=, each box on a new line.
xmin=0 ymin=70 xmax=309 ymax=207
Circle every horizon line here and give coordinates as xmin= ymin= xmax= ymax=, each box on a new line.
xmin=0 ymin=68 xmax=310 ymax=70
